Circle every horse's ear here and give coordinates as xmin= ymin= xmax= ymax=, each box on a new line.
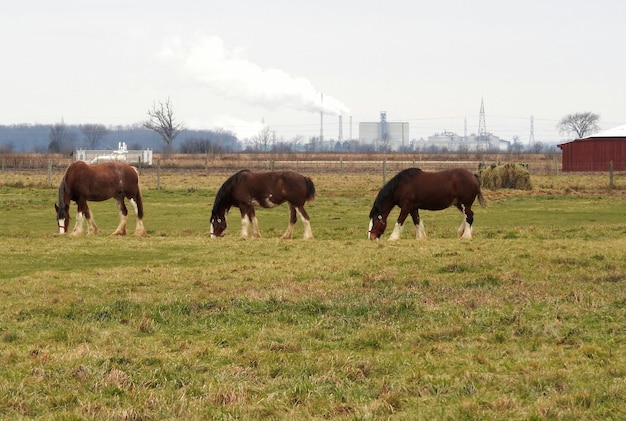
xmin=55 ymin=204 xmax=59 ymax=212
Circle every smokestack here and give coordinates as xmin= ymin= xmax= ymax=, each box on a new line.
xmin=338 ymin=115 xmax=343 ymax=142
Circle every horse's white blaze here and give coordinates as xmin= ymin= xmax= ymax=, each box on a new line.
xmin=389 ymin=222 xmax=403 ymax=240
xmin=416 ymin=219 xmax=427 ymax=239
xmin=368 ymin=219 xmax=374 ymax=239
xmin=58 ymin=219 xmax=66 ymax=234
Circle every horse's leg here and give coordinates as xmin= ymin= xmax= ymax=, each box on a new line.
xmin=112 ymin=198 xmax=128 ymax=236
xmin=129 ymin=197 xmax=147 ymax=237
xmin=389 ymin=209 xmax=410 ymax=240
xmin=250 ymin=209 xmax=261 ymax=238
xmin=86 ymin=206 xmax=99 ymax=235
xmin=281 ymin=204 xmax=296 ymax=239
xmin=410 ymin=210 xmax=427 ymax=239
xmin=287 ymin=204 xmax=313 ymax=240
xmin=240 ymin=214 xmax=250 ymax=238
xmin=72 ymin=201 xmax=89 ymax=236
xmin=458 ymin=204 xmax=474 ymax=239
xmin=71 ymin=207 xmax=85 ymax=236
xmin=239 ymin=207 xmax=253 ymax=238
xmin=297 ymin=206 xmax=313 ymax=240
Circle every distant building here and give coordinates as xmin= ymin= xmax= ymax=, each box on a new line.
xmin=415 ymin=132 xmax=509 ymax=152
xmin=75 ymin=142 xmax=153 ymax=166
xmin=359 ymin=112 xmax=410 ymax=151
xmin=558 ymin=125 xmax=626 ymax=172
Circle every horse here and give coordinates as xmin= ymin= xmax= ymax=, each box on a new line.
xmin=368 ymin=167 xmax=486 ymax=240
xmin=210 ymin=169 xmax=316 ymax=239
xmin=55 ymin=160 xmax=146 ymax=236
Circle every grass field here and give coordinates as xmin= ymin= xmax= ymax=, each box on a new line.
xmin=1 ymin=170 xmax=625 ymax=420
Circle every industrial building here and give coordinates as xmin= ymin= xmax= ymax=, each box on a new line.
xmin=358 ymin=112 xmax=410 ymax=151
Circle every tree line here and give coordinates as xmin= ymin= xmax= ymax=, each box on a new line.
xmin=0 ymin=122 xmax=241 ymax=154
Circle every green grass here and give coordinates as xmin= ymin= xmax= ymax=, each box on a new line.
xmin=0 ymin=172 xmax=625 ymax=419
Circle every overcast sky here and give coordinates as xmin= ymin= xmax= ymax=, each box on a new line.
xmin=2 ymin=0 xmax=624 ymax=143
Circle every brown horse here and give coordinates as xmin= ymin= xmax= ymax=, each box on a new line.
xmin=210 ymin=169 xmax=315 ymax=239
xmin=55 ymin=161 xmax=146 ymax=236
xmin=368 ymin=168 xmax=486 ymax=240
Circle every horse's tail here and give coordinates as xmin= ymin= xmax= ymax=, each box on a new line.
xmin=304 ymin=177 xmax=316 ymax=201
xmin=135 ymin=185 xmax=145 ymax=219
xmin=474 ymin=174 xmax=488 ymax=208
xmin=130 ymin=166 xmax=145 ymax=219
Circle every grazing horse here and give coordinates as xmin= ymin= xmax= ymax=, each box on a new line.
xmin=55 ymin=161 xmax=146 ymax=236
xmin=368 ymin=168 xmax=486 ymax=240
xmin=210 ymin=169 xmax=316 ymax=239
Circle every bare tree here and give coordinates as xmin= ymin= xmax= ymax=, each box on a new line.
xmin=143 ymin=97 xmax=184 ymax=155
xmin=557 ymin=112 xmax=600 ymax=139
xmin=251 ymin=126 xmax=272 ymax=151
xmin=291 ymin=134 xmax=304 ymax=150
xmin=80 ymin=124 xmax=109 ymax=149
xmin=530 ymin=141 xmax=544 ymax=154
xmin=48 ymin=119 xmax=74 ymax=154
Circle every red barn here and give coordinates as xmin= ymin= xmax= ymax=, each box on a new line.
xmin=558 ymin=125 xmax=626 ymax=172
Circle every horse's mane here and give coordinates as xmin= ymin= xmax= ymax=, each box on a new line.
xmin=369 ymin=167 xmax=422 ymax=218
xmin=212 ymin=169 xmax=250 ymax=214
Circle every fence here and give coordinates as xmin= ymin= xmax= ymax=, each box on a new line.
xmin=0 ymin=152 xmax=563 ymax=176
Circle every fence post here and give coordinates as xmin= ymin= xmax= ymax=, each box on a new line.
xmin=157 ymin=159 xmax=161 ymax=191
xmin=609 ymin=160 xmax=614 ymax=189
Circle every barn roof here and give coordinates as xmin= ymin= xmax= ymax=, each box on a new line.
xmin=588 ymin=124 xmax=626 ymax=138
xmin=558 ymin=124 xmax=626 ymax=148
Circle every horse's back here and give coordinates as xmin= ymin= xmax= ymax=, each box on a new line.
xmin=64 ymin=161 xmax=140 ymax=200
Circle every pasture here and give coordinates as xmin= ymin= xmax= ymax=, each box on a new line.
xmin=1 ymin=169 xmax=625 ymax=420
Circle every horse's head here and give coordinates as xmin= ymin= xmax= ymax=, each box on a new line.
xmin=55 ymin=203 xmax=70 ymax=234
xmin=210 ymin=211 xmax=227 ymax=238
xmin=368 ymin=214 xmax=387 ymax=240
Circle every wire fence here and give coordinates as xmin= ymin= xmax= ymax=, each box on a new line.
xmin=0 ymin=152 xmax=564 ymax=176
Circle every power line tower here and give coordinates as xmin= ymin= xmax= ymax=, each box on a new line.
xmin=529 ymin=115 xmax=535 ymax=145
xmin=478 ymin=97 xmax=487 ymax=140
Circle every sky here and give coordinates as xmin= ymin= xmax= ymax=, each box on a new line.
xmin=2 ymin=0 xmax=624 ymax=145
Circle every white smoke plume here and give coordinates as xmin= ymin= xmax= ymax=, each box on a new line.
xmin=162 ymin=36 xmax=349 ymax=116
